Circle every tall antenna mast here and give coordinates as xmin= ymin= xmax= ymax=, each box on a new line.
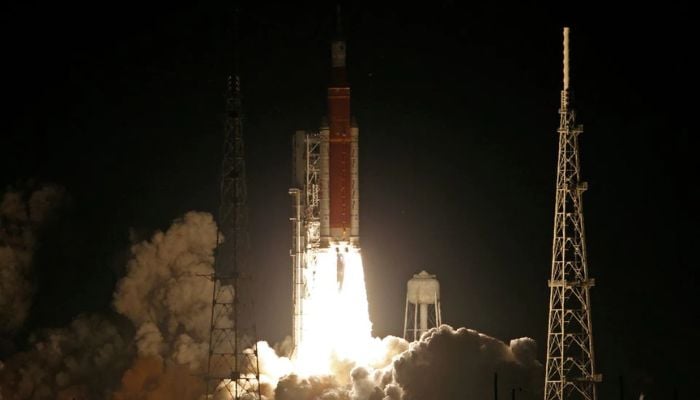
xmin=543 ymin=27 xmax=601 ymax=400
xmin=205 ymin=5 xmax=261 ymax=399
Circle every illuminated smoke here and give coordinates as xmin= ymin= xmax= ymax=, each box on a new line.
xmin=274 ymin=373 xmax=344 ymax=400
xmin=349 ymin=367 xmax=383 ymax=400
xmin=256 ymin=324 xmax=543 ymax=400
xmin=393 ymin=325 xmax=543 ymax=400
xmin=0 ymin=184 xmax=66 ymax=334
xmin=112 ymin=211 xmax=218 ymax=371
xmin=1 ymin=211 xmax=224 ymax=398
xmin=1 ymin=209 xmax=546 ymax=400
xmin=381 ymin=384 xmax=401 ymax=400
xmin=111 ymin=356 xmax=205 ymax=400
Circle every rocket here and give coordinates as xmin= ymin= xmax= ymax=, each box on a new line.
xmin=288 ymin=8 xmax=360 ymax=352
xmin=319 ymin=10 xmax=359 ymax=250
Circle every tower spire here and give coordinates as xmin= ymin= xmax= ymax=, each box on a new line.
xmin=543 ymin=27 xmax=601 ymax=400
xmin=563 ymin=27 xmax=570 ymax=91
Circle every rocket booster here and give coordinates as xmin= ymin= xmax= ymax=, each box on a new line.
xmin=320 ymin=32 xmax=359 ymax=247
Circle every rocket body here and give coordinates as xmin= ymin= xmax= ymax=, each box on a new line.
xmin=320 ymin=38 xmax=359 ymax=248
xmin=290 ymin=32 xmax=362 ymax=356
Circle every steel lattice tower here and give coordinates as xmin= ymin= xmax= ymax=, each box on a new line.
xmin=205 ymin=7 xmax=261 ymax=399
xmin=544 ymin=27 xmax=602 ymax=400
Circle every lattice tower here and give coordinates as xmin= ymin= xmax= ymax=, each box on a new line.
xmin=205 ymin=7 xmax=261 ymax=399
xmin=544 ymin=27 xmax=602 ymax=400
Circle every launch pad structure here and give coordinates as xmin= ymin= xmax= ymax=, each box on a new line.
xmin=204 ymin=7 xmax=261 ymax=399
xmin=289 ymin=130 xmax=323 ymax=351
xmin=543 ymin=27 xmax=602 ymax=400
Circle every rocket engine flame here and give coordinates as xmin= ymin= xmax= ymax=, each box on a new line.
xmin=294 ymin=244 xmax=373 ymax=376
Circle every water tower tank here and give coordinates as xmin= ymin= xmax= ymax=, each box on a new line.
xmin=404 ymin=270 xmax=442 ymax=341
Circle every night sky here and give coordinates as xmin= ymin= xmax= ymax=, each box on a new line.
xmin=2 ymin=2 xmax=693 ymax=399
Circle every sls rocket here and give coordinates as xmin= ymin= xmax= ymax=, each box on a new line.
xmin=319 ymin=18 xmax=359 ymax=249
xmin=289 ymin=8 xmax=359 ymax=353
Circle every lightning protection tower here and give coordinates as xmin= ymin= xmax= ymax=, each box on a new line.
xmin=544 ymin=27 xmax=602 ymax=400
xmin=205 ymin=6 xmax=261 ymax=399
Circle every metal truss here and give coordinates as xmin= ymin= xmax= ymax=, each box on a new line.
xmin=304 ymin=133 xmax=321 ymax=249
xmin=544 ymin=28 xmax=601 ymax=400
xmin=204 ymin=72 xmax=261 ymax=399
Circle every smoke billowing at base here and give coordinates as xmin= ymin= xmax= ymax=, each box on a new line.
xmin=0 ymin=209 xmax=542 ymax=399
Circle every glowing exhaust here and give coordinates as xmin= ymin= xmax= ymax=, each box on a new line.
xmin=294 ymin=244 xmax=372 ymax=375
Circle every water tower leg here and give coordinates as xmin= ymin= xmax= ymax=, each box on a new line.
xmin=403 ymin=297 xmax=409 ymax=340
xmin=413 ymin=301 xmax=418 ymax=341
xmin=420 ymin=303 xmax=428 ymax=334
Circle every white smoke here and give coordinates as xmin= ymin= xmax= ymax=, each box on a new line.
xmin=257 ymin=325 xmax=543 ymax=400
xmin=349 ymin=367 xmax=382 ymax=400
xmin=134 ymin=322 xmax=164 ymax=358
xmin=392 ymin=325 xmax=542 ymax=400
xmin=113 ymin=211 xmax=218 ymax=371
xmin=258 ymin=341 xmax=294 ymax=389
xmin=274 ymin=373 xmax=345 ymax=400
xmin=0 ymin=184 xmax=66 ymax=334
xmin=381 ymin=383 xmax=401 ymax=400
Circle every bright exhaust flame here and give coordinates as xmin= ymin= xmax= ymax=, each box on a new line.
xmin=294 ymin=244 xmax=373 ymax=375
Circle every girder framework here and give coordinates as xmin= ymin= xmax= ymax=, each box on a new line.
xmin=290 ymin=131 xmax=322 ymax=354
xmin=304 ymin=133 xmax=322 ymax=248
xmin=544 ymin=28 xmax=601 ymax=400
xmin=204 ymin=72 xmax=261 ymax=399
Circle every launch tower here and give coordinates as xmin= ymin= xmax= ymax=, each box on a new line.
xmin=544 ymin=27 xmax=601 ymax=400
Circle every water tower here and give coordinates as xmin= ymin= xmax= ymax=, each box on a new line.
xmin=403 ymin=270 xmax=442 ymax=341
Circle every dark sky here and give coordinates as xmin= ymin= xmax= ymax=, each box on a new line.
xmin=2 ymin=1 xmax=694 ymax=399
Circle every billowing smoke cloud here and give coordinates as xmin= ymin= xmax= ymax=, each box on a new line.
xmin=2 ymin=207 xmax=546 ymax=400
xmin=0 ymin=184 xmax=66 ymax=334
xmin=262 ymin=326 xmax=542 ymax=400
xmin=392 ymin=325 xmax=543 ymax=400
xmin=0 ymin=314 xmax=130 ymax=399
xmin=258 ymin=335 xmax=408 ymax=400
xmin=381 ymin=383 xmax=401 ymax=400
xmin=112 ymin=211 xmax=218 ymax=372
xmin=1 ymin=211 xmax=220 ymax=399
xmin=349 ymin=367 xmax=383 ymax=400
xmin=111 ymin=356 xmax=205 ymax=400
xmin=275 ymin=374 xmax=346 ymax=400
